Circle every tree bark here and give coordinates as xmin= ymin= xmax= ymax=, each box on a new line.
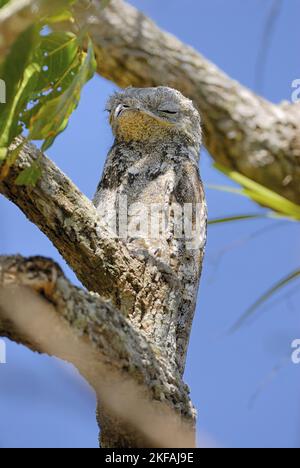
xmin=0 ymin=255 xmax=196 ymax=447
xmin=72 ymin=0 xmax=300 ymax=204
xmin=0 ymin=138 xmax=200 ymax=447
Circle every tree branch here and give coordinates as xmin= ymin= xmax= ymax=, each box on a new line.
xmin=0 ymin=254 xmax=196 ymax=448
xmin=72 ymin=0 xmax=300 ymax=204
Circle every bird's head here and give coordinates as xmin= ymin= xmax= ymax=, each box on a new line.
xmin=106 ymin=86 xmax=202 ymax=149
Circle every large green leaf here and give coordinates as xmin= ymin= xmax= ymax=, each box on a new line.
xmin=28 ymin=39 xmax=96 ymax=150
xmin=0 ymin=1 xmax=97 ymax=185
xmin=13 ymin=37 xmax=96 ymax=184
xmin=0 ymin=26 xmax=40 ymax=161
xmin=20 ymin=31 xmax=81 ymax=133
xmin=21 ymin=58 xmax=81 ymax=132
xmin=0 ymin=3 xmax=86 ymax=150
xmin=0 ymin=29 xmax=83 ymax=178
xmin=34 ymin=32 xmax=78 ymax=93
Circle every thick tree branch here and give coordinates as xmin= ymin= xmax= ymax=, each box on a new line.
xmin=72 ymin=0 xmax=300 ymax=204
xmin=0 ymin=255 xmax=195 ymax=448
xmin=0 ymin=139 xmax=142 ymax=300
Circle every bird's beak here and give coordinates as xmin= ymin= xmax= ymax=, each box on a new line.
xmin=114 ymin=104 xmax=139 ymax=120
xmin=114 ymin=104 xmax=126 ymax=119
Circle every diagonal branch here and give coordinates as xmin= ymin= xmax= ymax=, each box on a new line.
xmin=0 ymin=255 xmax=196 ymax=448
xmin=0 ymin=138 xmax=143 ymax=300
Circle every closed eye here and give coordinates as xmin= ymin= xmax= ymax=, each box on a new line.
xmin=158 ymin=109 xmax=178 ymax=115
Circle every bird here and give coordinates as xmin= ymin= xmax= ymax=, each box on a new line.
xmin=93 ymin=86 xmax=207 ymax=373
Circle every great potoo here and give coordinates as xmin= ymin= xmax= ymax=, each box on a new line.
xmin=93 ymin=86 xmax=207 ymax=373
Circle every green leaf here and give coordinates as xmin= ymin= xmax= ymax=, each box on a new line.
xmin=0 ymin=26 xmax=40 ymax=160
xmin=214 ymin=163 xmax=300 ymax=221
xmin=21 ymin=57 xmax=81 ymax=130
xmin=34 ymin=32 xmax=78 ymax=93
xmin=0 ymin=62 xmax=41 ymax=160
xmin=20 ymin=32 xmax=81 ymax=133
xmin=208 ymin=213 xmax=270 ymax=225
xmin=41 ymin=135 xmax=57 ymax=152
xmin=15 ymin=160 xmax=42 ymax=186
xmin=228 ymin=269 xmax=300 ymax=334
xmin=28 ymin=39 xmax=96 ymax=148
xmin=0 ymin=27 xmax=38 ymax=103
xmin=206 ymin=183 xmax=246 ymax=197
xmin=0 ymin=1 xmax=91 ymax=177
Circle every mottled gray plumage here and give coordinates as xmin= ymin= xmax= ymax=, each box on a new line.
xmin=94 ymin=86 xmax=207 ymax=372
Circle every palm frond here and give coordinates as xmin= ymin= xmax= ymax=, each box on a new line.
xmin=213 ymin=164 xmax=300 ymax=221
xmin=228 ymin=269 xmax=300 ymax=334
xmin=208 ymin=214 xmax=269 ymax=225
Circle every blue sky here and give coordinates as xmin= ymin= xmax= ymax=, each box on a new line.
xmin=0 ymin=0 xmax=300 ymax=448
